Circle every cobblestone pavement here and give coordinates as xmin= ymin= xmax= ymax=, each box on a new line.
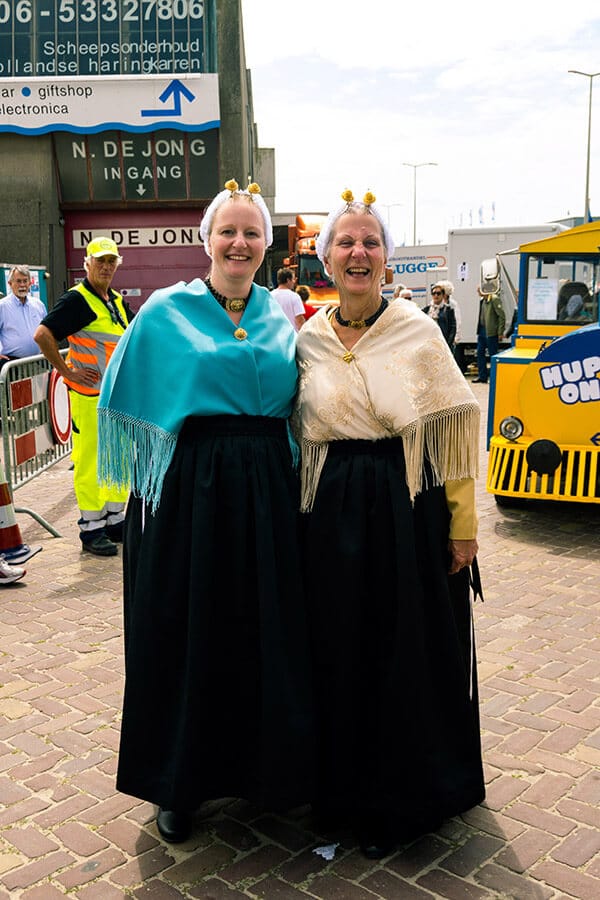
xmin=0 ymin=382 xmax=599 ymax=899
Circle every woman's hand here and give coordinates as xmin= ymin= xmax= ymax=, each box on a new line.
xmin=448 ymin=538 xmax=478 ymax=574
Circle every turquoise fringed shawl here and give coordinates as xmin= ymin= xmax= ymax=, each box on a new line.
xmin=97 ymin=279 xmax=298 ymax=510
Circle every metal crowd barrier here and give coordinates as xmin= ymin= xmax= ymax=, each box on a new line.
xmin=0 ymin=352 xmax=72 ymax=536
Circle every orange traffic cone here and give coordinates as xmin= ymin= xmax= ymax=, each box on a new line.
xmin=0 ymin=461 xmax=42 ymax=564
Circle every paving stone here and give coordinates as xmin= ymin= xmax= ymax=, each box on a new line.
xmin=252 ymin=876 xmax=316 ymax=899
xmin=2 ymin=825 xmax=60 ymax=858
xmin=502 ymin=801 xmax=580 ymax=839
xmin=32 ymin=793 xmax=98 ymax=828
xmin=484 ymin=750 xmax=544 ymax=776
xmin=188 ymin=879 xmax=251 ymax=899
xmin=519 ymin=773 xmax=575 ymax=809
xmin=537 ymin=724 xmax=588 ymax=754
xmin=439 ymin=833 xmax=504 ymax=876
xmin=494 ymin=828 xmax=558 ymax=873
xmin=55 ymin=848 xmax=127 ymax=889
xmin=166 ymin=845 xmax=240 ymax=885
xmin=19 ymin=886 xmax=70 ymax=900
xmin=210 ymin=818 xmax=262 ymax=853
xmin=132 ymin=881 xmax=189 ymax=898
xmin=252 ymin=815 xmax=314 ymax=852
xmin=100 ymin=817 xmax=160 ymax=855
xmin=417 ymin=867 xmax=494 ymax=899
xmin=475 ymin=863 xmax=554 ymax=899
xmin=387 ymin=835 xmax=453 ymax=877
xmin=1 ymin=850 xmax=75 ymax=891
xmin=481 ymin=773 xmax=529 ymax=810
xmin=54 ymin=821 xmax=111 ymax=856
xmin=308 ymin=874 xmax=379 ymax=899
xmin=555 ymin=797 xmax=600 ymax=829
xmin=77 ymin=881 xmax=131 ymax=899
xmin=532 ymin=860 xmax=600 ymax=900
xmin=0 ymin=785 xmax=50 ymax=827
xmin=276 ymin=846 xmax=330 ymax=883
xmin=530 ymin=748 xmax=590 ymax=778
xmin=570 ymin=770 xmax=600 ymax=805
xmin=110 ymin=846 xmax=176 ymax=887
xmin=218 ymin=846 xmax=290 ymax=886
xmin=460 ymin=806 xmax=525 ymax=840
xmin=550 ymin=827 xmax=600 ymax=867
xmin=361 ymin=869 xmax=435 ymax=898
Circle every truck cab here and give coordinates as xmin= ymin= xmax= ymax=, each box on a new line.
xmin=485 ymin=221 xmax=600 ymax=504
xmin=285 ymin=215 xmax=338 ymax=307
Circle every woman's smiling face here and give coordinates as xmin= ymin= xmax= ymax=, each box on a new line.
xmin=208 ymin=197 xmax=267 ymax=282
xmin=324 ymin=212 xmax=386 ymax=300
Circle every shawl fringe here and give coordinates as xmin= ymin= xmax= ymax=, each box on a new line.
xmin=300 ymin=441 xmax=329 ymax=512
xmin=98 ymin=408 xmax=177 ymax=513
xmin=402 ymin=402 xmax=480 ymax=501
xmin=300 ymin=403 xmax=479 ymax=513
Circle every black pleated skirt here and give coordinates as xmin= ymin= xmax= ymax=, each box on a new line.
xmin=117 ymin=415 xmax=314 ymax=811
xmin=303 ymin=437 xmax=485 ymax=841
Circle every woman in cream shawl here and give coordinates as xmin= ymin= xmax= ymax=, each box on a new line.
xmin=294 ymin=190 xmax=485 ymax=859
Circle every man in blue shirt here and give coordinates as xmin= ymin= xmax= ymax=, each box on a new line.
xmin=0 ymin=266 xmax=46 ymax=365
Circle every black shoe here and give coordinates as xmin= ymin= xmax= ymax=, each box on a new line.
xmin=81 ymin=534 xmax=118 ymax=557
xmin=472 ymin=378 xmax=488 ymax=383
xmin=157 ymin=808 xmax=193 ymax=843
xmin=105 ymin=522 xmax=124 ymax=543
xmin=358 ymin=816 xmax=396 ymax=859
xmin=361 ymin=842 xmax=395 ymax=860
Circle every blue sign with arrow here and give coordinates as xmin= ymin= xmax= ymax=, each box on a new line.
xmin=141 ymin=79 xmax=196 ymax=118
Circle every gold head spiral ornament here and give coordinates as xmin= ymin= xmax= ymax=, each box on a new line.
xmin=315 ymin=187 xmax=396 ymax=263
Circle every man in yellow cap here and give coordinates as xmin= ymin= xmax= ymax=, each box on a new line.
xmin=34 ymin=237 xmax=134 ymax=556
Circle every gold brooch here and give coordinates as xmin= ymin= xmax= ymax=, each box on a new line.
xmin=227 ymin=298 xmax=246 ymax=313
xmin=343 ymin=351 xmax=355 ymax=363
xmin=234 ymin=328 xmax=247 ymax=341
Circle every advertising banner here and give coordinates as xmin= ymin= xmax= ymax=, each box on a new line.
xmin=0 ymin=73 xmax=219 ymax=134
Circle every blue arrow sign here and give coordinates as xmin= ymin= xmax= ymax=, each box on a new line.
xmin=141 ymin=79 xmax=196 ymax=118
xmin=591 ymin=432 xmax=600 ymax=446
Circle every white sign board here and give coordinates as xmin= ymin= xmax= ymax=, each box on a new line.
xmin=0 ymin=74 xmax=219 ymax=135
xmin=527 ymin=278 xmax=559 ymax=321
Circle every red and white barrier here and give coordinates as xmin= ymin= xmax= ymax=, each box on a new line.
xmin=0 ymin=459 xmax=42 ymax=564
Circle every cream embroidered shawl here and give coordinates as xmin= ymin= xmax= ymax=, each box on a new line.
xmin=293 ymin=300 xmax=480 ymax=511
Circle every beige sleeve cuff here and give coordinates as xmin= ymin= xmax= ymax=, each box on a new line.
xmin=445 ymin=478 xmax=478 ymax=540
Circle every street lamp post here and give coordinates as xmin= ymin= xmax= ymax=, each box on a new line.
xmin=402 ymin=162 xmax=437 ymax=245
xmin=568 ymin=69 xmax=600 ymax=221
xmin=380 ymin=202 xmax=403 ymax=229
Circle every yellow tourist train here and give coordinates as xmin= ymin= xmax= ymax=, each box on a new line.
xmin=484 ymin=221 xmax=600 ymax=504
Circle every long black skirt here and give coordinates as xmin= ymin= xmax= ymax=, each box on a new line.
xmin=117 ymin=415 xmax=314 ymax=811
xmin=303 ymin=437 xmax=485 ymax=840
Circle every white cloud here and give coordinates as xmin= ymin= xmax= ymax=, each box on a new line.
xmin=240 ymin=0 xmax=600 ymax=242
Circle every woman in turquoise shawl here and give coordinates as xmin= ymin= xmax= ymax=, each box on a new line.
xmin=98 ymin=181 xmax=313 ymax=844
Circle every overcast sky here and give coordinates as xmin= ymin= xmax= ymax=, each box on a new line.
xmin=240 ymin=0 xmax=600 ymax=245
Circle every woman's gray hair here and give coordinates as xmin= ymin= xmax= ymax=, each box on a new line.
xmin=315 ymin=191 xmax=396 ymax=263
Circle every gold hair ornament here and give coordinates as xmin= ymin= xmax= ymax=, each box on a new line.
xmin=224 ymin=179 xmax=239 ymax=192
xmin=363 ymin=190 xmax=376 ymax=206
xmin=341 ymin=189 xmax=354 ymax=203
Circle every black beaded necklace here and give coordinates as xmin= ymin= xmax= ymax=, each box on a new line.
xmin=204 ymin=276 xmax=250 ymax=313
xmin=334 ymin=297 xmax=388 ymax=329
